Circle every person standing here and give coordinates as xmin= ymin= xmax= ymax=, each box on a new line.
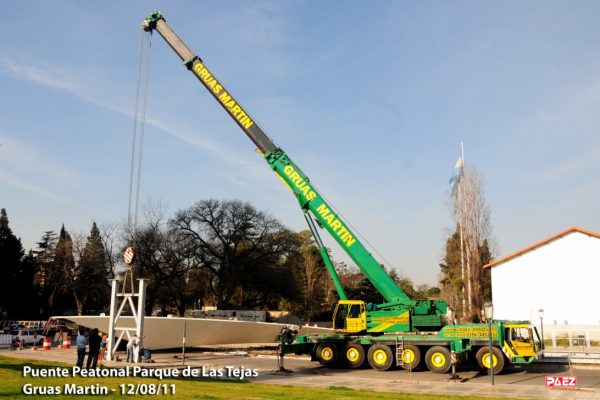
xmin=86 ymin=329 xmax=101 ymax=369
xmin=99 ymin=335 xmax=107 ymax=366
xmin=126 ymin=334 xmax=138 ymax=363
xmin=75 ymin=329 xmax=87 ymax=368
xmin=132 ymin=336 xmax=141 ymax=363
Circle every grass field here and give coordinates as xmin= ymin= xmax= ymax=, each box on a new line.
xmin=0 ymin=355 xmax=508 ymax=400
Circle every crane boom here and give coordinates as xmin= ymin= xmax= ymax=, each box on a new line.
xmin=143 ymin=11 xmax=447 ymax=334
xmin=142 ymin=11 xmax=410 ymax=304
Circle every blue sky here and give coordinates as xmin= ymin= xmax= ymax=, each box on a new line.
xmin=1 ymin=1 xmax=599 ymax=285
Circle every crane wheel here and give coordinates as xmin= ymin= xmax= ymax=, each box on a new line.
xmin=343 ymin=343 xmax=366 ymax=369
xmin=401 ymin=345 xmax=421 ymax=370
xmin=476 ymin=346 xmax=505 ymax=375
xmin=316 ymin=343 xmax=339 ymax=367
xmin=425 ymin=346 xmax=452 ymax=373
xmin=367 ymin=344 xmax=394 ymax=371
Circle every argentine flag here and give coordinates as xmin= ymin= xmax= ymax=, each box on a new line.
xmin=449 ymin=157 xmax=464 ymax=194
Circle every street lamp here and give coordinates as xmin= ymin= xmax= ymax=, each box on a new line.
xmin=538 ymin=309 xmax=545 ymax=351
xmin=483 ymin=301 xmax=494 ymax=385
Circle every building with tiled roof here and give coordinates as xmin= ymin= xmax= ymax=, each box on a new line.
xmin=483 ymin=227 xmax=600 ymax=325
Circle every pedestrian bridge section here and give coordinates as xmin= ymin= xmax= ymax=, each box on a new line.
xmin=53 ymin=315 xmax=330 ymax=350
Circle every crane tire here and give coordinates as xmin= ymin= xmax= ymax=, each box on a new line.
xmin=367 ymin=344 xmax=395 ymax=371
xmin=400 ymin=344 xmax=422 ymax=370
xmin=316 ymin=342 xmax=339 ymax=367
xmin=425 ymin=346 xmax=452 ymax=373
xmin=476 ymin=346 xmax=505 ymax=375
xmin=343 ymin=343 xmax=366 ymax=369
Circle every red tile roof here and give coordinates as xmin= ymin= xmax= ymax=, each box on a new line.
xmin=483 ymin=227 xmax=600 ymax=269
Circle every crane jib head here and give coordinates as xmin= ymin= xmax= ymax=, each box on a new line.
xmin=141 ymin=10 xmax=164 ymax=31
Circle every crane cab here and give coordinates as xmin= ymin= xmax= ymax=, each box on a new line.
xmin=333 ymin=300 xmax=414 ymax=333
xmin=333 ymin=300 xmax=367 ymax=333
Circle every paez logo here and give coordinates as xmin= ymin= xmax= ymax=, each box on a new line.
xmin=545 ymin=376 xmax=577 ymax=388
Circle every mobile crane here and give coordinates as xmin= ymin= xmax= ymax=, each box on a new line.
xmin=141 ymin=11 xmax=542 ymax=374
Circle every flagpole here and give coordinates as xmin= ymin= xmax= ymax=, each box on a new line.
xmin=450 ymin=144 xmax=468 ymax=321
xmin=459 ymin=203 xmax=466 ymax=320
xmin=459 ymin=142 xmax=473 ymax=320
xmin=458 ymin=142 xmax=466 ymax=320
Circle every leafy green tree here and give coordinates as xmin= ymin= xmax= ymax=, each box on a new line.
xmin=389 ymin=269 xmax=416 ymax=299
xmin=0 ymin=208 xmax=25 ymax=318
xmin=339 ymin=267 xmax=441 ymax=310
xmin=346 ymin=276 xmax=383 ymax=304
xmin=47 ymin=225 xmax=76 ymax=312
xmin=389 ymin=269 xmax=441 ymax=300
xmin=33 ymin=230 xmax=58 ymax=316
xmin=439 ymin=227 xmax=492 ymax=322
xmin=232 ymin=231 xmax=301 ymax=310
xmin=284 ymin=230 xmax=328 ymax=321
xmin=157 ymin=267 xmax=213 ymax=317
xmin=439 ymin=228 xmax=463 ymax=317
xmin=72 ymin=222 xmax=110 ymax=314
xmin=18 ymin=251 xmax=41 ymax=318
xmin=473 ymin=239 xmax=493 ymax=317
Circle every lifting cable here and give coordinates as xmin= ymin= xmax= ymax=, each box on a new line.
xmin=127 ymin=30 xmax=152 ymax=233
xmin=124 ymin=30 xmax=152 ymax=293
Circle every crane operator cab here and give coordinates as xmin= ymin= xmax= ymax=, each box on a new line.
xmin=333 ymin=300 xmax=367 ymax=333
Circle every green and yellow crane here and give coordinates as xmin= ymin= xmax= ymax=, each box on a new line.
xmin=141 ymin=11 xmax=542 ymax=374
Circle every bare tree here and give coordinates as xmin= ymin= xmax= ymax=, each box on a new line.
xmin=122 ymin=201 xmax=198 ymax=315
xmin=171 ymin=199 xmax=300 ymax=309
xmin=444 ymin=165 xmax=494 ymax=322
xmin=99 ymin=221 xmax=120 ymax=278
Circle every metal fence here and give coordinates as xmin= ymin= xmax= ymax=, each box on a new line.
xmin=541 ymin=324 xmax=600 ymax=352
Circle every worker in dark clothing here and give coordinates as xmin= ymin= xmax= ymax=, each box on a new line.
xmin=86 ymin=328 xmax=102 ymax=369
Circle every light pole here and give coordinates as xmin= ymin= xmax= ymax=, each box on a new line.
xmin=538 ymin=309 xmax=545 ymax=351
xmin=483 ymin=301 xmax=494 ymax=385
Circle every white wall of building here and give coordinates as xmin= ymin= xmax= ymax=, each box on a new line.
xmin=491 ymin=232 xmax=600 ymax=325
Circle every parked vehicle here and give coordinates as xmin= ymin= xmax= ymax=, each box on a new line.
xmin=10 ymin=330 xmax=45 ymax=346
xmin=3 ymin=324 xmax=24 ymax=334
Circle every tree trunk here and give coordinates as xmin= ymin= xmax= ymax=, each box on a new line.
xmin=73 ymin=293 xmax=84 ymax=316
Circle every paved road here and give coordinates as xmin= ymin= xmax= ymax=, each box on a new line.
xmin=3 ymin=348 xmax=599 ymax=399
xmin=178 ymin=352 xmax=600 ymax=398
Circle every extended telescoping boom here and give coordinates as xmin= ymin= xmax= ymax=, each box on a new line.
xmin=141 ymin=11 xmax=542 ymax=374
xmin=141 ymin=11 xmax=446 ymax=333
